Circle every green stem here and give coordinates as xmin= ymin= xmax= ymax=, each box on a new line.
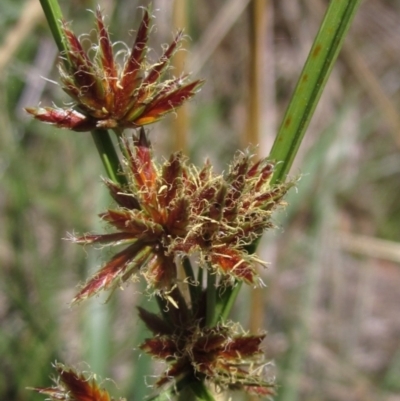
xmin=205 ymin=270 xmax=217 ymax=327
xmin=217 ymin=0 xmax=362 ymax=324
xmin=91 ymin=130 xmax=126 ymax=185
xmin=269 ymin=0 xmax=362 ymax=184
xmin=217 ymin=281 xmax=242 ymax=322
xmin=38 ymin=0 xmax=66 ymax=54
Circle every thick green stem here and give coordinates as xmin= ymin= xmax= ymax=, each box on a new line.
xmin=269 ymin=0 xmax=362 ymax=184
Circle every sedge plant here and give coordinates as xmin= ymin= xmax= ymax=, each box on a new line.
xmin=25 ymin=0 xmax=362 ymax=400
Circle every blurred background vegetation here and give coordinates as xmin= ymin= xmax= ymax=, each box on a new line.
xmin=1 ymin=0 xmax=400 ymax=400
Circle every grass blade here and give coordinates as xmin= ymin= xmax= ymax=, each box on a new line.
xmin=269 ymin=0 xmax=363 ymax=184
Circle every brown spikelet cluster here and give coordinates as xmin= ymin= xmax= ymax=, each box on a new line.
xmin=69 ymin=129 xmax=292 ymax=304
xmin=26 ymin=8 xmax=203 ymax=132
xmin=138 ymin=308 xmax=275 ymax=395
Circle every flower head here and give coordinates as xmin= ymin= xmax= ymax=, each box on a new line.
xmin=26 ymin=8 xmax=203 ymax=131
xmin=70 ymin=130 xmax=292 ymax=304
xmin=139 ymin=309 xmax=275 ymax=396
xmin=30 ymin=363 xmax=122 ymax=401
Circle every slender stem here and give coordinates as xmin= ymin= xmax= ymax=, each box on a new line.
xmin=214 ymin=281 xmax=242 ymax=323
xmin=205 ymin=270 xmax=217 ymax=327
xmin=38 ymin=0 xmax=66 ymax=54
xmin=91 ymin=130 xmax=126 ymax=186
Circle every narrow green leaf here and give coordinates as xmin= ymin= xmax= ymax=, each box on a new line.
xmin=269 ymin=0 xmax=362 ymax=184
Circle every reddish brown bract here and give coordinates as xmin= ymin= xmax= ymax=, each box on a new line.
xmin=26 ymin=9 xmax=203 ymax=131
xmin=30 ymin=364 xmax=118 ymax=401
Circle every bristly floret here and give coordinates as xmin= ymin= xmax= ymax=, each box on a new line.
xmin=26 ymin=8 xmax=203 ymax=132
xmin=29 ymin=363 xmax=122 ymax=401
xmin=171 ymin=151 xmax=292 ymax=284
xmin=69 ymin=130 xmax=292 ymax=304
xmin=138 ymin=311 xmax=276 ymax=396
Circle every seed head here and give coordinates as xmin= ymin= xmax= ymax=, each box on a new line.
xmin=26 ymin=8 xmax=203 ymax=131
xmin=139 ymin=313 xmax=276 ymax=396
xmin=70 ymin=130 xmax=292 ymax=304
